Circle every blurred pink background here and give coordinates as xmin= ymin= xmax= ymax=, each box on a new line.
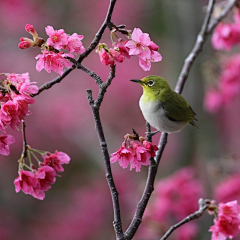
xmin=1 ymin=0 xmax=240 ymax=239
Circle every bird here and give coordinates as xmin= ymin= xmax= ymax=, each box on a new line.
xmin=130 ymin=75 xmax=198 ymax=134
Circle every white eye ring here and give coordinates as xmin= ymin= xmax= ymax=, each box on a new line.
xmin=148 ymin=80 xmax=155 ymax=87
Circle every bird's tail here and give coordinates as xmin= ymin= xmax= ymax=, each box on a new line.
xmin=189 ymin=119 xmax=198 ymax=130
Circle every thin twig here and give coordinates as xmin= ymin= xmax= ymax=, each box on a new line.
xmin=175 ymin=0 xmax=216 ymax=94
xmin=21 ymin=120 xmax=28 ymax=158
xmin=33 ymin=0 xmax=117 ymax=97
xmin=95 ymin=65 xmax=116 ymax=108
xmin=160 ymin=199 xmax=211 ymax=240
xmin=33 ymin=66 xmax=75 ymax=97
xmin=78 ymin=64 xmax=103 ymax=86
xmin=207 ymin=0 xmax=238 ymax=34
xmin=86 ymin=65 xmax=124 ymax=240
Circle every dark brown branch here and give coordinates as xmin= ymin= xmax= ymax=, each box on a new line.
xmin=33 ymin=66 xmax=75 ymax=97
xmin=78 ymin=64 xmax=103 ymax=86
xmin=21 ymin=120 xmax=28 ymax=158
xmin=77 ymin=0 xmax=117 ymax=63
xmin=160 ymin=199 xmax=211 ymax=240
xmin=175 ymin=0 xmax=216 ymax=94
xmin=95 ymin=65 xmax=116 ymax=108
xmin=86 ymin=67 xmax=124 ymax=239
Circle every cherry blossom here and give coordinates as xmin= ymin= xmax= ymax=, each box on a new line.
xmin=98 ymin=48 xmax=115 ymax=66
xmin=66 ymin=33 xmax=85 ymax=54
xmin=45 ymin=25 xmax=68 ymax=50
xmin=209 ymin=201 xmax=240 ymax=240
xmin=14 ymin=166 xmax=56 ymax=200
xmin=211 ymin=22 xmax=240 ymax=51
xmin=42 ymin=150 xmax=71 ymax=172
xmin=35 ymin=50 xmax=73 ymax=75
xmin=124 ymin=28 xmax=162 ymax=71
xmin=110 ymin=135 xmax=158 ymax=172
xmin=0 ymin=134 xmax=15 ymax=156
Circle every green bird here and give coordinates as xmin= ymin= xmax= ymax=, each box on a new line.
xmin=130 ymin=75 xmax=198 ymax=134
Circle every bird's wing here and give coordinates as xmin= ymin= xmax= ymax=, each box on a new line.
xmin=162 ymin=91 xmax=196 ymax=122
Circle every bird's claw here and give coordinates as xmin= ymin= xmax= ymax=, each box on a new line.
xmin=146 ymin=130 xmax=159 ymax=139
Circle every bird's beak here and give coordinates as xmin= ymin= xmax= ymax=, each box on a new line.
xmin=130 ymin=79 xmax=143 ymax=84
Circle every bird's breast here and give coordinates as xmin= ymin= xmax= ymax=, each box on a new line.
xmin=139 ymin=96 xmax=187 ymax=133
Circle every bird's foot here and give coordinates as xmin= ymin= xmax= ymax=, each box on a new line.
xmin=146 ymin=130 xmax=159 ymax=139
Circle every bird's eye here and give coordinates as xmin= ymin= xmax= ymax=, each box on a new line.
xmin=148 ymin=80 xmax=155 ymax=87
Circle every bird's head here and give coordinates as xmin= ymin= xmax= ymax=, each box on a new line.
xmin=130 ymin=75 xmax=170 ymax=96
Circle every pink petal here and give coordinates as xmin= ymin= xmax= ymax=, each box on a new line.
xmin=131 ymin=28 xmax=143 ymax=42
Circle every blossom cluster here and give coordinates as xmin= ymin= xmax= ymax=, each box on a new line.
xmin=204 ymin=54 xmax=240 ymax=113
xmin=14 ymin=150 xmax=70 ymax=200
xmin=19 ymin=24 xmax=85 ymax=75
xmin=205 ymin=8 xmax=240 ymax=113
xmin=212 ymin=9 xmax=240 ymax=51
xmin=209 ymin=200 xmax=240 ymax=240
xmin=97 ymin=28 xmax=162 ymax=71
xmin=110 ymin=134 xmax=158 ymax=172
xmin=0 ymin=72 xmax=38 ymax=155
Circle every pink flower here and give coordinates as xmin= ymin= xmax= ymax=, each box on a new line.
xmin=211 ymin=22 xmax=240 ymax=51
xmin=14 ymin=170 xmax=39 ymax=197
xmin=130 ymin=141 xmax=151 ymax=172
xmin=98 ymin=48 xmax=115 ymax=67
xmin=139 ymin=47 xmax=162 ymax=71
xmin=14 ymin=166 xmax=56 ymax=200
xmin=25 ymin=24 xmax=38 ymax=38
xmin=124 ymin=28 xmax=162 ymax=71
xmin=18 ymin=37 xmax=34 ymax=49
xmin=110 ymin=142 xmax=134 ymax=169
xmin=113 ymin=41 xmax=130 ymax=60
xmin=125 ymin=28 xmax=151 ymax=56
xmin=109 ymin=48 xmax=124 ymax=63
xmin=42 ymin=150 xmax=71 ymax=172
xmin=7 ymin=72 xmax=39 ymax=99
xmin=35 ymin=50 xmax=73 ymax=75
xmin=66 ymin=33 xmax=85 ymax=54
xmin=209 ymin=201 xmax=240 ymax=240
xmin=204 ymin=54 xmax=240 ymax=113
xmin=45 ymin=26 xmax=68 ymax=50
xmin=0 ymin=134 xmax=15 ymax=156
xmin=0 ymin=100 xmax=20 ymax=129
xmin=143 ymin=140 xmax=159 ymax=157
xmin=35 ymin=166 xmax=56 ymax=192
xmin=110 ymin=137 xmax=158 ymax=172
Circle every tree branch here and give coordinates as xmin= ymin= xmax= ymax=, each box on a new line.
xmin=86 ymin=65 xmax=124 ymax=240
xmin=160 ymin=199 xmax=211 ymax=240
xmin=77 ymin=0 xmax=117 ymax=63
xmin=21 ymin=120 xmax=28 ymax=158
xmin=78 ymin=64 xmax=103 ymax=86
xmin=175 ymin=0 xmax=216 ymax=94
xmin=33 ymin=66 xmax=75 ymax=97
xmin=33 ymin=0 xmax=117 ymax=97
xmin=123 ymin=0 xmax=240 ymax=238
xmin=207 ymin=0 xmax=238 ymax=34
